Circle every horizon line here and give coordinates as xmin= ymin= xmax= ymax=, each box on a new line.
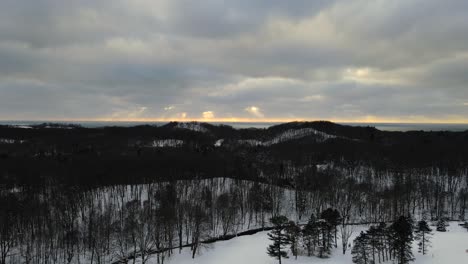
xmin=2 ymin=119 xmax=468 ymax=125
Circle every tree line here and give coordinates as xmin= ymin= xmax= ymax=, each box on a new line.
xmin=1 ymin=162 xmax=468 ymax=263
xmin=266 ymin=213 xmax=463 ymax=264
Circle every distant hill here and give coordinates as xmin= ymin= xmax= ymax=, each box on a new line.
xmin=1 ymin=121 xmax=468 ymax=186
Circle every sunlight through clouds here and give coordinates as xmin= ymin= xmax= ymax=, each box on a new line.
xmin=245 ymin=106 xmax=264 ymax=118
xmin=0 ymin=0 xmax=467 ymax=122
xmin=202 ymin=111 xmax=215 ymax=119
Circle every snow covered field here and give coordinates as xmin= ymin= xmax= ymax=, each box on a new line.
xmin=145 ymin=222 xmax=468 ymax=264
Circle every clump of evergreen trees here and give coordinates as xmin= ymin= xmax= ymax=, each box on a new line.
xmin=266 ymin=208 xmax=342 ymax=263
xmin=352 ymin=216 xmax=418 ymax=264
xmin=352 ymin=222 xmax=390 ymax=264
xmin=267 ymin=213 xmax=437 ymax=264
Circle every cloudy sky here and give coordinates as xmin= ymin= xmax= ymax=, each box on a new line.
xmin=1 ymin=0 xmax=468 ymax=122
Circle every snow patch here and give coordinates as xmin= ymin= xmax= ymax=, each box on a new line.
xmin=151 ymin=139 xmax=184 ymax=148
xmin=265 ymin=128 xmax=336 ymax=145
xmin=316 ymin=164 xmax=330 ymax=171
xmin=44 ymin=125 xmax=74 ymax=129
xmin=175 ymin=122 xmax=209 ymax=133
xmin=11 ymin=125 xmax=33 ymax=129
xmin=0 ymin=138 xmax=26 ymax=144
xmin=214 ymin=139 xmax=224 ymax=147
xmin=238 ymin=139 xmax=264 ymax=146
xmin=238 ymin=128 xmax=337 ymax=147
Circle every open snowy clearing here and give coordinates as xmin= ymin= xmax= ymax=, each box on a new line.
xmin=144 ymin=223 xmax=468 ymax=264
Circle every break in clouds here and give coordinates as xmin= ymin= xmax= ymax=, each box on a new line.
xmin=1 ymin=0 xmax=468 ymax=122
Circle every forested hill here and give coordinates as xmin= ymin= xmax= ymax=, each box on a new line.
xmin=2 ymin=121 xmax=468 ymax=264
xmin=1 ymin=121 xmax=468 ymax=186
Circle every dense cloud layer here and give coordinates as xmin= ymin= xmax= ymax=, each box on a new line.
xmin=1 ymin=0 xmax=467 ymax=122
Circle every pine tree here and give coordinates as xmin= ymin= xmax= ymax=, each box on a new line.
xmin=266 ymin=216 xmax=290 ymax=264
xmin=367 ymin=226 xmax=383 ymax=263
xmin=389 ymin=216 xmax=414 ymax=264
xmin=436 ymin=218 xmax=447 ymax=232
xmin=414 ymin=220 xmax=432 ymax=255
xmin=376 ymin=222 xmax=390 ymax=262
xmin=285 ymin=221 xmax=301 ymax=259
xmin=352 ymin=231 xmax=370 ymax=264
xmin=302 ymin=214 xmax=319 ymax=256
xmin=316 ymin=219 xmax=332 ymax=258
xmin=321 ymin=208 xmax=341 ymax=248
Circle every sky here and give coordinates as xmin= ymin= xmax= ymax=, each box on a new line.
xmin=1 ymin=0 xmax=468 ymax=123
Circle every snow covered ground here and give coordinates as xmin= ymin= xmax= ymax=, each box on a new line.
xmin=0 ymin=138 xmax=26 ymax=144
xmin=175 ymin=122 xmax=209 ymax=133
xmin=146 ymin=222 xmax=468 ymax=264
xmin=151 ymin=139 xmax=184 ymax=147
xmin=237 ymin=128 xmax=337 ymax=147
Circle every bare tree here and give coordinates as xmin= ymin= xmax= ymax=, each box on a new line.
xmin=340 ymin=223 xmax=354 ymax=255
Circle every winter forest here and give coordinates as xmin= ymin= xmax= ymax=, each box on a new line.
xmin=1 ymin=121 xmax=468 ymax=264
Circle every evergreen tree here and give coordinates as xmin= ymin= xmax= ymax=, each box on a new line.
xmin=376 ymin=222 xmax=390 ymax=262
xmin=285 ymin=221 xmax=301 ymax=259
xmin=321 ymin=208 xmax=341 ymax=248
xmin=414 ymin=220 xmax=432 ymax=255
xmin=352 ymin=231 xmax=370 ymax=264
xmin=316 ymin=219 xmax=332 ymax=258
xmin=266 ymin=216 xmax=290 ymax=264
xmin=367 ymin=225 xmax=383 ymax=263
xmin=302 ymin=214 xmax=319 ymax=256
xmin=436 ymin=218 xmax=447 ymax=232
xmin=389 ymin=216 xmax=414 ymax=264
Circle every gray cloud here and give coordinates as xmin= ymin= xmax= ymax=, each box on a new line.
xmin=0 ymin=0 xmax=467 ymax=122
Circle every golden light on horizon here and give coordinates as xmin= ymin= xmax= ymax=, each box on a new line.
xmin=27 ymin=116 xmax=468 ymax=124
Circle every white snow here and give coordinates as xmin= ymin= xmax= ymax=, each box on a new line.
xmin=419 ymin=223 xmax=468 ymax=264
xmin=13 ymin=125 xmax=33 ymax=129
xmin=316 ymin=164 xmax=330 ymax=171
xmin=175 ymin=122 xmax=209 ymax=133
xmin=237 ymin=128 xmax=339 ymax=147
xmin=214 ymin=139 xmax=224 ymax=147
xmin=43 ymin=125 xmax=75 ymax=129
xmin=264 ymin=128 xmax=336 ymax=146
xmin=238 ymin=139 xmax=264 ymax=146
xmin=149 ymin=222 xmax=468 ymax=264
xmin=0 ymin=138 xmax=25 ymax=144
xmin=151 ymin=139 xmax=184 ymax=148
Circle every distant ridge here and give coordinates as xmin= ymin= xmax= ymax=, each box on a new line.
xmin=1 ymin=120 xmax=468 ymax=131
